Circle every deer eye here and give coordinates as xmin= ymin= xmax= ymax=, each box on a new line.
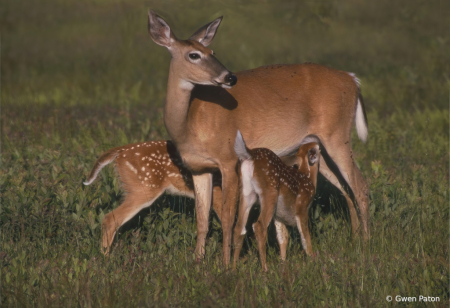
xmin=189 ymin=53 xmax=201 ymax=60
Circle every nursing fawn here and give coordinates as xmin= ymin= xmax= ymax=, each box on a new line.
xmin=233 ymin=131 xmax=320 ymax=271
xmin=83 ymin=140 xmax=223 ymax=255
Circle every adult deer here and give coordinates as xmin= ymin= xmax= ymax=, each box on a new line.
xmin=147 ymin=10 xmax=369 ymax=266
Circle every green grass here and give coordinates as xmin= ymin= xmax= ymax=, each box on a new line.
xmin=1 ymin=0 xmax=449 ymax=306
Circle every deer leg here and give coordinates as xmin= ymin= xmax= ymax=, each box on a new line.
xmin=233 ymin=188 xmax=256 ymax=269
xmin=192 ymin=173 xmax=213 ymax=260
xmin=337 ymin=154 xmax=370 ymax=239
xmin=252 ymin=190 xmax=278 ymax=272
xmin=321 ymin=144 xmax=370 ymax=239
xmin=274 ymin=220 xmax=289 ymax=261
xmin=102 ymin=193 xmax=161 ymax=255
xmin=295 ymin=200 xmax=313 ymax=256
xmin=220 ymin=166 xmax=240 ymax=267
xmin=319 ymin=162 xmax=360 ymax=236
xmin=211 ymin=186 xmax=223 ymax=223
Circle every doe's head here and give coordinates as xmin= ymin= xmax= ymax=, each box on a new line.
xmin=147 ymin=10 xmax=237 ymax=89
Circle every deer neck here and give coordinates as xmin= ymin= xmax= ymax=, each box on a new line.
xmin=309 ymin=166 xmax=318 ymax=188
xmin=163 ymin=62 xmax=193 ymax=144
xmin=299 ymin=163 xmax=318 ymax=188
xmin=307 ymin=165 xmax=319 ymax=188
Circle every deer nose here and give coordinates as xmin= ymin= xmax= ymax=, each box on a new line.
xmin=225 ymin=73 xmax=237 ymax=86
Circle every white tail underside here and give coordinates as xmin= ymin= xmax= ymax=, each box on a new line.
xmin=355 ymin=99 xmax=368 ymax=143
xmin=83 ymin=157 xmax=116 ymax=186
xmin=234 ymin=130 xmax=251 ymax=160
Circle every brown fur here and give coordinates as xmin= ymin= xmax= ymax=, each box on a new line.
xmin=84 ymin=140 xmax=223 ymax=255
xmin=148 ymin=10 xmax=369 ymax=266
xmin=233 ymin=134 xmax=320 ymax=271
xmin=85 ymin=140 xmax=291 ymax=257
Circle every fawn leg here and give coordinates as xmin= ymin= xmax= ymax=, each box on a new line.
xmin=274 ymin=220 xmax=289 ymax=261
xmin=253 ymin=190 xmax=278 ymax=272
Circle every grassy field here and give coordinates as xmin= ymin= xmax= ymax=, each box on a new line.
xmin=1 ymin=0 xmax=449 ymax=306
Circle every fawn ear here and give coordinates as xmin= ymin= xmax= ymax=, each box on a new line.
xmin=189 ymin=16 xmax=223 ymax=46
xmin=308 ymin=146 xmax=320 ymax=165
xmin=148 ymin=10 xmax=177 ymax=48
xmin=281 ymin=155 xmax=300 ymax=167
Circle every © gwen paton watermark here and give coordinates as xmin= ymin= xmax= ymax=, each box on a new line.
xmin=386 ymin=295 xmax=440 ymax=303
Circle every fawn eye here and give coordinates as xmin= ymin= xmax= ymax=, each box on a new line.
xmin=189 ymin=53 xmax=201 ymax=60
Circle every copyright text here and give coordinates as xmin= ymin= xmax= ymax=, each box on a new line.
xmin=386 ymin=295 xmax=440 ymax=302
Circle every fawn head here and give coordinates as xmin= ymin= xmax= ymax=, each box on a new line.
xmin=295 ymin=142 xmax=320 ymax=170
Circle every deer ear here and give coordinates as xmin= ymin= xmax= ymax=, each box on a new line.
xmin=308 ymin=146 xmax=319 ymax=165
xmin=148 ymin=10 xmax=176 ymax=48
xmin=189 ymin=16 xmax=223 ymax=46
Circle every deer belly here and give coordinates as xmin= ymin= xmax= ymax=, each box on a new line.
xmin=274 ymin=195 xmax=297 ymax=226
xmin=176 ymin=151 xmax=218 ymax=173
xmin=165 ymin=184 xmax=195 ymax=199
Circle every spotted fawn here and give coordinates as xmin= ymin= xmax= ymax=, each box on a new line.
xmin=233 ymin=131 xmax=320 ymax=271
xmin=84 ymin=140 xmax=223 ymax=255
